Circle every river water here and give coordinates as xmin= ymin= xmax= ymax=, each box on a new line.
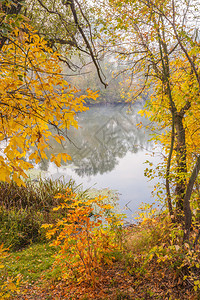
xmin=34 ymin=103 xmax=161 ymax=222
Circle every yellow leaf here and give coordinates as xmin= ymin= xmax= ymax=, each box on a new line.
xmin=41 ymin=224 xmax=53 ymax=229
xmin=61 ymin=153 xmax=71 ymax=162
xmin=40 ymin=151 xmax=48 ymax=159
xmin=51 ymin=153 xmax=61 ymax=167
xmin=138 ymin=109 xmax=144 ymax=116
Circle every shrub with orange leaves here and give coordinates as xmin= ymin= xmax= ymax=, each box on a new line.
xmin=42 ymin=188 xmax=123 ymax=286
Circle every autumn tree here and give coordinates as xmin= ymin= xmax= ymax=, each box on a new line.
xmin=93 ymin=0 xmax=200 ymax=240
xmin=0 ymin=1 xmax=98 ymax=185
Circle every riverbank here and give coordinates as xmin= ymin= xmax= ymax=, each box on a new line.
xmin=4 ymin=219 xmax=197 ymax=300
xmin=0 ymin=179 xmax=198 ymax=299
xmin=84 ymin=98 xmax=145 ymax=107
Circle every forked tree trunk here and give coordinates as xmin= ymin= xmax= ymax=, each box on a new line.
xmin=173 ymin=113 xmax=200 ymax=241
xmin=183 ymin=156 xmax=200 ymax=241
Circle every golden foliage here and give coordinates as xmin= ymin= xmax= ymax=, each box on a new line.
xmin=43 ymin=188 xmax=123 ymax=285
xmin=0 ymin=24 xmax=98 ymax=185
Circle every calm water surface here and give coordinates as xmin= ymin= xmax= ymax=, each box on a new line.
xmin=36 ymin=103 xmax=161 ymax=221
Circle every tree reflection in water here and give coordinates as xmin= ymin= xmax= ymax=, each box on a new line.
xmin=39 ymin=103 xmax=153 ymax=176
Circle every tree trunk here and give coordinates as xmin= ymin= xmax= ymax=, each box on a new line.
xmin=166 ymin=113 xmax=174 ymax=217
xmin=174 ymin=113 xmax=187 ymax=214
xmin=183 ymin=155 xmax=200 ymax=241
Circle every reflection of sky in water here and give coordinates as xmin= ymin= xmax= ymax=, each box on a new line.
xmin=44 ymin=150 xmax=160 ymax=222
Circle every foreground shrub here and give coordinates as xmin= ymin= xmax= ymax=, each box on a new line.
xmin=43 ymin=188 xmax=123 ymax=286
xmin=129 ymin=205 xmax=200 ymax=295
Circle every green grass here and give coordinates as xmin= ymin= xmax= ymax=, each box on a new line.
xmin=1 ymin=242 xmax=60 ymax=285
